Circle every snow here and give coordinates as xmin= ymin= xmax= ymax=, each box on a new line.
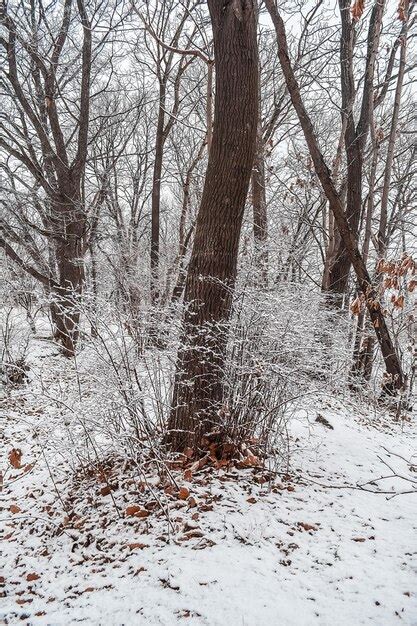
xmin=1 ymin=340 xmax=417 ymax=625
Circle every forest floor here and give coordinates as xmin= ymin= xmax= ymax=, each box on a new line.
xmin=1 ymin=337 xmax=417 ymax=625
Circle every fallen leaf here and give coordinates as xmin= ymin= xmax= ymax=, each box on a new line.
xmin=8 ymin=449 xmax=22 ymax=469
xmin=10 ymin=504 xmax=21 ymax=514
xmin=127 ymin=542 xmax=148 ymax=550
xmin=16 ymin=598 xmax=33 ymax=605
xmin=188 ymin=496 xmax=198 ymax=508
xmin=125 ymin=505 xmax=141 ymax=517
xmin=178 ymin=487 xmax=190 ymax=500
xmin=298 ymin=522 xmax=317 ymax=532
xmin=26 ymin=573 xmax=40 ymax=582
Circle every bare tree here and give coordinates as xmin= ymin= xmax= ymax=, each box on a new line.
xmin=0 ymin=0 xmax=100 ymax=355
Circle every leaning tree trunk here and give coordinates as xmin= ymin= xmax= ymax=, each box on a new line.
xmin=167 ymin=0 xmax=259 ymax=453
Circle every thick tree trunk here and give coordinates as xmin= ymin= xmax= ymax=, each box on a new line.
xmin=51 ymin=193 xmax=85 ymax=357
xmin=265 ymin=0 xmax=404 ymax=393
xmin=167 ymin=0 xmax=259 ymax=452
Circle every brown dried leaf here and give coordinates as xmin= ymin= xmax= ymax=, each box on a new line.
xmin=125 ymin=505 xmax=141 ymax=517
xmin=298 ymin=522 xmax=317 ymax=531
xmin=183 ymin=469 xmax=192 ymax=482
xmin=351 ymin=0 xmax=365 ymax=21
xmin=187 ymin=496 xmax=198 ymax=508
xmin=127 ymin=542 xmax=148 ymax=550
xmin=394 ymin=294 xmax=405 ymax=309
xmin=398 ymin=0 xmax=407 ymax=22
xmin=26 ymin=573 xmax=40 ymax=582
xmin=8 ymin=449 xmax=22 ymax=469
xmin=350 ymin=296 xmax=362 ymax=316
xmin=178 ymin=487 xmax=190 ymax=501
xmin=10 ymin=504 xmax=21 ymax=514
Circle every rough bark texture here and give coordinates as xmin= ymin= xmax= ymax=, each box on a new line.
xmin=50 ymin=189 xmax=85 ymax=356
xmin=167 ymin=0 xmax=259 ymax=452
xmin=265 ymin=0 xmax=404 ymax=392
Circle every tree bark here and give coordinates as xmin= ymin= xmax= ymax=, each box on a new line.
xmin=167 ymin=0 xmax=259 ymax=452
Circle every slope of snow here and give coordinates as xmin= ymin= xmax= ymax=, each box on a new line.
xmin=1 ymin=344 xmax=416 ymax=625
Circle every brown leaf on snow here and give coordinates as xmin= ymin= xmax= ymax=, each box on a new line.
xmin=183 ymin=469 xmax=192 ymax=482
xmin=125 ymin=505 xmax=141 ymax=516
xmin=127 ymin=542 xmax=148 ymax=550
xmin=246 ymin=497 xmax=257 ymax=504
xmin=16 ymin=598 xmax=33 ymax=605
xmin=26 ymin=573 xmax=40 ymax=582
xmin=187 ymin=496 xmax=198 ymax=508
xmin=298 ymin=522 xmax=317 ymax=532
xmin=8 ymin=448 xmax=22 ymax=469
xmin=125 ymin=505 xmax=149 ymax=518
xmin=182 ymin=529 xmax=204 ymax=540
xmin=178 ymin=487 xmax=190 ymax=500
xmin=9 ymin=504 xmax=21 ymax=514
xmin=352 ymin=537 xmax=366 ymax=542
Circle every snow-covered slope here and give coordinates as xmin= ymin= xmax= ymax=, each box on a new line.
xmin=1 ymin=351 xmax=416 ymax=625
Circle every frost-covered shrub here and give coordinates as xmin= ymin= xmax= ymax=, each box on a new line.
xmin=218 ymin=283 xmax=352 ymax=456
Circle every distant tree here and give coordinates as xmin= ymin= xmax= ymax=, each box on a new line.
xmin=0 ymin=0 xmax=105 ymax=355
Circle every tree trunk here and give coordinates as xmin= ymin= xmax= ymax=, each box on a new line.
xmin=167 ymin=0 xmax=259 ymax=452
xmin=150 ymin=83 xmax=166 ymax=304
xmin=251 ymin=111 xmax=268 ymax=286
xmin=51 ymin=193 xmax=85 ymax=357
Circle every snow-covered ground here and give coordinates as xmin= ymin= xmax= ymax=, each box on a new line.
xmin=1 ymin=339 xmax=416 ymax=625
